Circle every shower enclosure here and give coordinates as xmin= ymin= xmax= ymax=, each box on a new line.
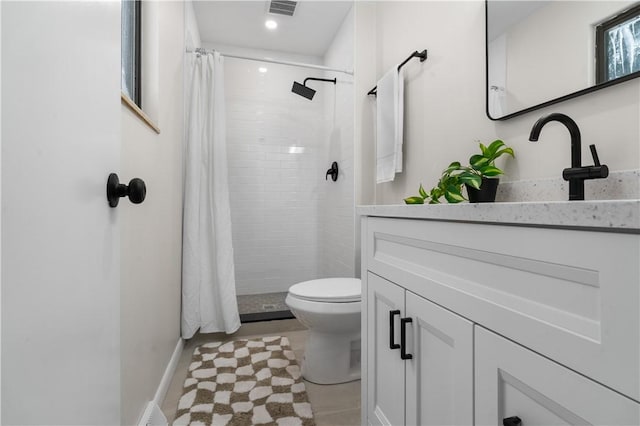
xmin=222 ymin=48 xmax=355 ymax=321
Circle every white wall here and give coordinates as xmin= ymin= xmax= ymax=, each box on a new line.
xmin=320 ymin=7 xmax=356 ymax=278
xmin=215 ymin=45 xmax=326 ymax=295
xmin=120 ymin=2 xmax=184 ymax=424
xmin=185 ymin=0 xmax=201 ymax=148
xmin=355 ymin=1 xmax=640 ymax=205
xmin=185 ymin=0 xmax=201 ymax=53
xmin=354 ymin=3 xmax=377 ymax=207
xmin=142 ymin=2 xmax=160 ymax=124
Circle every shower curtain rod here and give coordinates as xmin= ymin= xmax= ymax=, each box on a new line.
xmin=189 ymin=48 xmax=354 ymax=75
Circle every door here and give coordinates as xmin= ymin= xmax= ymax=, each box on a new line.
xmin=475 ymin=327 xmax=640 ymax=426
xmin=367 ymin=273 xmax=405 ymax=426
xmin=405 ymin=291 xmax=473 ymax=426
xmin=2 ymin=2 xmax=121 ymax=424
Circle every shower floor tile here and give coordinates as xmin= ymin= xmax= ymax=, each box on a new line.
xmin=237 ymin=292 xmax=293 ymax=323
xmin=237 ymin=292 xmax=288 ymax=314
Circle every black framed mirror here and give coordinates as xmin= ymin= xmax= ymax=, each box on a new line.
xmin=486 ymin=1 xmax=640 ymax=120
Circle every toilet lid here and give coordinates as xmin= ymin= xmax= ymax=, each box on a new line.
xmin=289 ymin=278 xmax=361 ymax=303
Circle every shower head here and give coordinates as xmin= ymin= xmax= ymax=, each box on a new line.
xmin=291 ymin=77 xmax=337 ymax=101
xmin=291 ymin=81 xmax=316 ymax=100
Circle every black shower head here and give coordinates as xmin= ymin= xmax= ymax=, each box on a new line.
xmin=291 ymin=77 xmax=337 ymax=100
xmin=291 ymin=81 xmax=316 ymax=100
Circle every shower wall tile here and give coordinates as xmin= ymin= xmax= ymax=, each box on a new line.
xmin=216 ymin=20 xmax=355 ymax=295
xmin=224 ymin=56 xmax=325 ymax=295
xmin=228 ymin=167 xmax=265 ymax=177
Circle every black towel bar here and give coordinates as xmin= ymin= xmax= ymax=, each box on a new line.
xmin=367 ymin=49 xmax=428 ymax=96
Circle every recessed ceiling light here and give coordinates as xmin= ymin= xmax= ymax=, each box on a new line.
xmin=258 ymin=67 xmax=268 ymax=73
xmin=265 ymin=20 xmax=278 ymax=30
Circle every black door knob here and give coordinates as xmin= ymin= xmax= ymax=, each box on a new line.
xmin=107 ymin=173 xmax=146 ymax=207
xmin=127 ymin=178 xmax=146 ymax=204
xmin=503 ymin=416 xmax=522 ymax=426
xmin=325 ymin=161 xmax=339 ymax=181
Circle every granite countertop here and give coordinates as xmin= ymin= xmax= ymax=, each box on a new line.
xmin=356 ymin=200 xmax=640 ymax=232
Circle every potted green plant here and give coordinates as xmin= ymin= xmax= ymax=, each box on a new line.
xmin=464 ymin=139 xmax=514 ymax=202
xmin=404 ymin=140 xmax=514 ymax=204
xmin=404 ymin=162 xmax=481 ymax=204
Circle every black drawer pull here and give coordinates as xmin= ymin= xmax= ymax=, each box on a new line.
xmin=400 ymin=317 xmax=413 ymax=360
xmin=503 ymin=416 xmax=522 ymax=426
xmin=389 ymin=310 xmax=401 ymax=349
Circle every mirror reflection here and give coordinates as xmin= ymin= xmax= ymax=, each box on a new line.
xmin=487 ymin=1 xmax=640 ymax=120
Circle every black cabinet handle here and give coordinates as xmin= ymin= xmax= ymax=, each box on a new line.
xmin=503 ymin=416 xmax=522 ymax=426
xmin=400 ymin=317 xmax=413 ymax=360
xmin=389 ymin=310 xmax=401 ymax=350
xmin=107 ymin=173 xmax=146 ymax=207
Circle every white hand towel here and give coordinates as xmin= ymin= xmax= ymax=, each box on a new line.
xmin=396 ymin=67 xmax=405 ymax=173
xmin=376 ymin=65 xmax=404 ymax=183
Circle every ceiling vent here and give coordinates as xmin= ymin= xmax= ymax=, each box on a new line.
xmin=268 ymin=0 xmax=297 ymax=17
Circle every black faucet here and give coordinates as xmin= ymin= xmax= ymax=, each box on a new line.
xmin=528 ymin=113 xmax=608 ymax=201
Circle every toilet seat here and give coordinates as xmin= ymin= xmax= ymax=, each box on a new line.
xmin=285 ymin=294 xmax=360 ymax=315
xmin=288 ymin=278 xmax=361 ymax=303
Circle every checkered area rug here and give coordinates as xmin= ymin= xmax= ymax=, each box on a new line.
xmin=173 ymin=336 xmax=315 ymax=426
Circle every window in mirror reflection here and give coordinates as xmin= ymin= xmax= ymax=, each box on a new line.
xmin=596 ymin=3 xmax=640 ymax=84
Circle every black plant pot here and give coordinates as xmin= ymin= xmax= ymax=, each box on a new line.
xmin=466 ymin=177 xmax=499 ymax=203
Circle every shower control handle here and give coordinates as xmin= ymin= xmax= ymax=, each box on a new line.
xmin=326 ymin=161 xmax=339 ymax=182
xmin=107 ymin=173 xmax=146 ymax=207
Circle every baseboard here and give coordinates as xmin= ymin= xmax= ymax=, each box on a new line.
xmin=153 ymin=338 xmax=184 ymax=406
xmin=138 ymin=401 xmax=168 ymax=426
xmin=138 ymin=338 xmax=184 ymax=426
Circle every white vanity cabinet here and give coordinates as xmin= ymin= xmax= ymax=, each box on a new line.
xmin=366 ymin=273 xmax=473 ymax=426
xmin=359 ymin=203 xmax=640 ymax=426
xmin=475 ymin=327 xmax=640 ymax=426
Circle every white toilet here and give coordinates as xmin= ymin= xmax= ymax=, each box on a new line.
xmin=285 ymin=277 xmax=361 ymax=385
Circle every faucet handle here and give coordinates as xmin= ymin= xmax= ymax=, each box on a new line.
xmin=588 ymin=144 xmax=608 ymax=178
xmin=589 ymin=144 xmax=601 ymax=166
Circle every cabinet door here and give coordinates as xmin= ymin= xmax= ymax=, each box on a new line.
xmin=475 ymin=327 xmax=640 ymax=426
xmin=405 ymin=291 xmax=473 ymax=426
xmin=367 ymin=273 xmax=406 ymax=426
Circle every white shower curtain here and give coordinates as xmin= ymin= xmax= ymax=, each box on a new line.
xmin=182 ymin=52 xmax=240 ymax=338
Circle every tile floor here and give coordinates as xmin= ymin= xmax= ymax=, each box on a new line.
xmin=161 ymin=319 xmax=361 ymax=425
